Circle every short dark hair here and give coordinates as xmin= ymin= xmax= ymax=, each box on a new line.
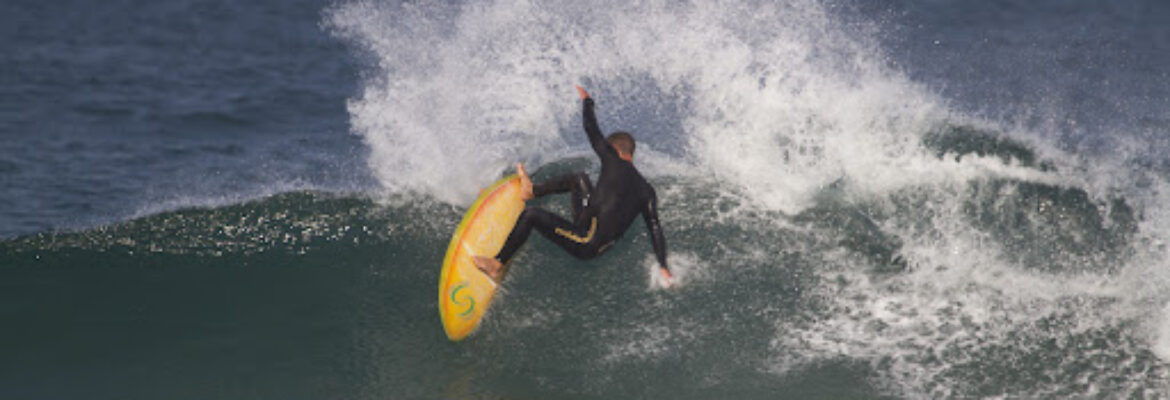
xmin=606 ymin=131 xmax=635 ymax=156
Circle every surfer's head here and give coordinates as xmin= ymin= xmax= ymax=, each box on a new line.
xmin=607 ymin=131 xmax=635 ymax=161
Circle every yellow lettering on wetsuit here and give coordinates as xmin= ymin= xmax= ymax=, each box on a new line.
xmin=555 ymin=218 xmax=597 ymax=244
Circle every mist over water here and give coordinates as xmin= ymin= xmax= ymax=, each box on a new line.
xmin=3 ymin=0 xmax=1169 ymax=398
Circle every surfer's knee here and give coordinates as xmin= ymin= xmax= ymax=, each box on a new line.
xmin=569 ymin=242 xmax=606 ymax=260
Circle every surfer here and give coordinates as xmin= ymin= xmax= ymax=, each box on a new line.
xmin=474 ymin=85 xmax=673 ymax=286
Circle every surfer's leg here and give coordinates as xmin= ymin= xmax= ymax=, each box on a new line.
xmin=527 ymin=172 xmax=593 ymax=225
xmin=494 ymin=206 xmax=599 ymax=264
xmin=531 ymin=215 xmax=598 ymax=261
xmin=533 ymin=172 xmax=591 ymax=199
xmin=495 ymin=208 xmax=576 ymax=264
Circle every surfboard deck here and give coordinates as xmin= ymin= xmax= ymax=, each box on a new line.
xmin=438 ymin=174 xmax=525 ymax=341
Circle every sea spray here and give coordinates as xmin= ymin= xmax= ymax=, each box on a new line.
xmin=326 ymin=0 xmax=949 ymax=211
xmin=325 ymin=0 xmax=1170 ymax=397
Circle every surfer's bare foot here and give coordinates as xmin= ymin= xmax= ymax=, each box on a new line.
xmin=516 ymin=163 xmax=534 ymax=201
xmin=659 ymin=267 xmax=674 ymax=288
xmin=473 ymin=256 xmax=504 ymax=282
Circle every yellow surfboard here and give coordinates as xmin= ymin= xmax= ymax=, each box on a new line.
xmin=438 ymin=174 xmax=525 ymax=341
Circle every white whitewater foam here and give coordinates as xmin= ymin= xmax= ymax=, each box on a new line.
xmin=1158 ymin=304 xmax=1170 ymax=361
xmin=329 ymin=0 xmax=1170 ymax=396
xmin=769 ymin=173 xmax=1170 ymax=397
xmin=327 ymin=0 xmax=953 ymax=211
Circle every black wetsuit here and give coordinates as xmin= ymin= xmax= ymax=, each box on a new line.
xmin=493 ymin=97 xmax=669 ymax=272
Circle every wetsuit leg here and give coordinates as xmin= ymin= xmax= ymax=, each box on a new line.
xmin=494 ymin=172 xmax=598 ymax=264
xmin=495 ymin=208 xmax=595 ymax=263
xmin=533 ymin=172 xmax=593 ymax=219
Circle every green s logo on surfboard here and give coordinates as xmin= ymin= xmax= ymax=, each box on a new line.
xmin=450 ymin=281 xmax=475 ymax=320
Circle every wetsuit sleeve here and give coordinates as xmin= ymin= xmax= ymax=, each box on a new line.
xmin=642 ymin=188 xmax=669 ymax=271
xmin=582 ymin=97 xmax=619 ymax=161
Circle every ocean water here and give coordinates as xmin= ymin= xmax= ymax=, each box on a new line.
xmin=3 ymin=0 xmax=1170 ymax=398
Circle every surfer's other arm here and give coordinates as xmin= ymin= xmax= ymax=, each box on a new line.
xmin=643 ymin=188 xmax=671 ymax=278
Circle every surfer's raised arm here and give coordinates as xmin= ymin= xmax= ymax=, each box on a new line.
xmin=577 ymin=85 xmax=619 ymax=161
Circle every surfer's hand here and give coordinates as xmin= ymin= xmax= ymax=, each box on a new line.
xmin=575 ymin=85 xmax=590 ymax=100
xmin=659 ymin=267 xmax=673 ymax=288
xmin=516 ymin=163 xmax=534 ymax=201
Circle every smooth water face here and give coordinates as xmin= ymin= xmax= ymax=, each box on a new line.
xmin=4 ymin=0 xmax=1170 ymax=399
xmin=0 ymin=0 xmax=371 ymax=238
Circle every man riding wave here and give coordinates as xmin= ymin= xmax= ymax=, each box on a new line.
xmin=474 ymin=85 xmax=673 ymax=286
